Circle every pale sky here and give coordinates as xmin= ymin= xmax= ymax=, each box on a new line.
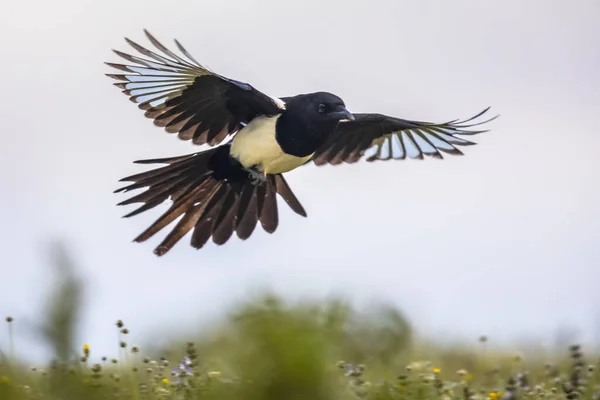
xmin=1 ymin=0 xmax=599 ymax=362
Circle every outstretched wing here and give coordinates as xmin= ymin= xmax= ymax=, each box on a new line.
xmin=106 ymin=30 xmax=286 ymax=147
xmin=312 ymin=107 xmax=498 ymax=165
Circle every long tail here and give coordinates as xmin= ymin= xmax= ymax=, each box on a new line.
xmin=114 ymin=144 xmax=307 ymax=256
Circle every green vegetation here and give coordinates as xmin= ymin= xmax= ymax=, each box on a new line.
xmin=1 ymin=243 xmax=598 ymax=400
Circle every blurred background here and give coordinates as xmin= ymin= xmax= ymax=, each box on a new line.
xmin=1 ymin=0 xmax=599 ymax=365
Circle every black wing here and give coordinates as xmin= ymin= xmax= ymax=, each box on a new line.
xmin=106 ymin=30 xmax=286 ymax=147
xmin=312 ymin=107 xmax=498 ymax=165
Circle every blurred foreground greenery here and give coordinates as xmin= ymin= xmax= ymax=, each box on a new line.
xmin=1 ymin=243 xmax=599 ymax=400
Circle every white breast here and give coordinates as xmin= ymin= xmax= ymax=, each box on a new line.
xmin=230 ymin=115 xmax=313 ymax=175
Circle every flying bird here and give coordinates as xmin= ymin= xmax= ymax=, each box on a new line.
xmin=106 ymin=30 xmax=498 ymax=256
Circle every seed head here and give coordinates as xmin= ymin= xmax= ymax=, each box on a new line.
xmin=120 ymin=341 xmax=127 ymax=348
xmin=5 ymin=317 xmax=13 ymax=323
xmin=115 ymin=320 xmax=124 ymax=328
xmin=120 ymin=328 xmax=129 ymax=335
xmin=131 ymin=346 xmax=139 ymax=354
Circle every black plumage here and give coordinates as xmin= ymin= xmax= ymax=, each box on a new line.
xmin=107 ymin=30 xmax=498 ymax=256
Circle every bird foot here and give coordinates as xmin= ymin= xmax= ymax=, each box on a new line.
xmin=247 ymin=169 xmax=267 ymax=186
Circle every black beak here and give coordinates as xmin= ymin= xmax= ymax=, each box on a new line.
xmin=331 ymin=106 xmax=355 ymax=121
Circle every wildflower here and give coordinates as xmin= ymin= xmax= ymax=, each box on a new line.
xmin=489 ymin=391 xmax=503 ymax=400
xmin=208 ymin=371 xmax=221 ymax=378
xmin=161 ymin=378 xmax=169 ymax=384
xmin=170 ymin=356 xmax=194 ymax=385
xmin=83 ymin=343 xmax=90 ymax=357
xmin=457 ymin=369 xmax=467 ymax=376
xmin=433 ymin=367 xmax=441 ymax=374
xmin=344 ymin=363 xmax=363 ymax=377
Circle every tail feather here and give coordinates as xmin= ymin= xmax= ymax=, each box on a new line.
xmin=115 ymin=144 xmax=307 ymax=256
xmin=235 ymin=180 xmax=259 ymax=240
xmin=134 ymin=178 xmax=214 ymax=244
xmin=273 ymin=175 xmax=306 ymax=217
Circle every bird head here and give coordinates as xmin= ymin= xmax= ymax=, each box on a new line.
xmin=309 ymin=92 xmax=355 ymax=122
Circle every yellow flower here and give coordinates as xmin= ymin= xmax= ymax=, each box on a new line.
xmin=161 ymin=378 xmax=169 ymax=384
xmin=83 ymin=344 xmax=90 ymax=356
xmin=433 ymin=367 xmax=441 ymax=374
xmin=488 ymin=391 xmax=503 ymax=400
xmin=208 ymin=371 xmax=221 ymax=378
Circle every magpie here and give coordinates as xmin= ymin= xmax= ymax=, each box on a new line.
xmin=106 ymin=30 xmax=498 ymax=256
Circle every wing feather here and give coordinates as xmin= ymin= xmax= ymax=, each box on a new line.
xmin=313 ymin=108 xmax=498 ymax=165
xmin=106 ymin=30 xmax=285 ymax=147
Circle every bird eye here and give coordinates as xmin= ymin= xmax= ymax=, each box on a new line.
xmin=318 ymin=103 xmax=327 ymax=113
